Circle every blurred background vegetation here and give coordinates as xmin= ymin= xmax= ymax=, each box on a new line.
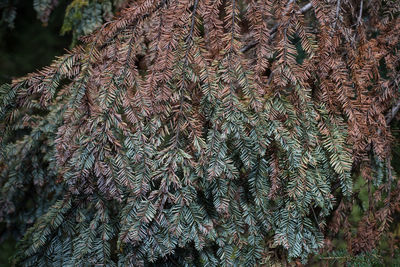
xmin=0 ymin=1 xmax=70 ymax=265
xmin=0 ymin=0 xmax=70 ymax=85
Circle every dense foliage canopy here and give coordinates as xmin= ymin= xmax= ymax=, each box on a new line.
xmin=1 ymin=0 xmax=400 ymax=265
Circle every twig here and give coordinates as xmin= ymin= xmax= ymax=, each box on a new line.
xmin=385 ymin=75 xmax=400 ymax=124
xmin=240 ymin=1 xmax=313 ymax=53
xmin=386 ymin=99 xmax=400 ymax=124
xmin=333 ymin=0 xmax=341 ymax=29
xmin=357 ymin=0 xmax=363 ymax=25
xmin=386 ymin=158 xmax=392 ymax=208
xmin=300 ymin=2 xmax=312 ymax=13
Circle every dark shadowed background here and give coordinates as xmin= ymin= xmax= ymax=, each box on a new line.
xmin=0 ymin=1 xmax=70 ymax=265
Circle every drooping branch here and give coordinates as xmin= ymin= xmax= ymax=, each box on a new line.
xmin=240 ymin=1 xmax=313 ymax=53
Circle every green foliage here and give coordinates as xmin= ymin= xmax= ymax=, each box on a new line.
xmin=0 ymin=46 xmax=354 ymax=266
xmin=318 ymin=249 xmax=384 ymax=267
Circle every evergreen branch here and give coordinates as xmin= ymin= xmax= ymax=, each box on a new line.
xmin=240 ymin=1 xmax=313 ymax=53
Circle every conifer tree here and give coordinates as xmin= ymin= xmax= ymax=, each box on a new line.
xmin=1 ymin=0 xmax=400 ymax=265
